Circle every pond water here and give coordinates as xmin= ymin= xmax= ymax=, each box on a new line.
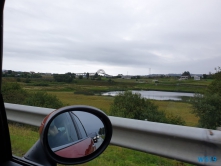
xmin=102 ymin=90 xmax=195 ymax=101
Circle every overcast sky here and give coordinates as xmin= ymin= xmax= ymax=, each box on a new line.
xmin=3 ymin=0 xmax=221 ymax=75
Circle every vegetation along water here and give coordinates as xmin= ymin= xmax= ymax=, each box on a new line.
xmin=3 ymin=72 xmax=219 ymax=166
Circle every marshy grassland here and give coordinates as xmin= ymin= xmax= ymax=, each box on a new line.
xmin=46 ymin=92 xmax=198 ymax=126
xmin=6 ymin=76 xmax=209 ymax=165
xmin=9 ymin=123 xmax=193 ymax=166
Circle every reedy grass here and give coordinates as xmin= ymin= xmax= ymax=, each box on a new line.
xmin=8 ymin=123 xmax=39 ymax=157
xmin=152 ymin=100 xmax=198 ymax=126
xmin=47 ymin=92 xmax=113 ymax=114
xmin=47 ymin=91 xmax=197 ymax=127
xmin=8 ymin=95 xmax=197 ymax=166
xmin=17 ymin=76 xmax=210 ymax=94
xmin=5 ymin=77 xmax=200 ymax=165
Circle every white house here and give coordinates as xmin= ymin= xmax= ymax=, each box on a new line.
xmin=194 ymin=75 xmax=200 ymax=80
xmin=122 ymin=75 xmax=131 ymax=79
xmin=179 ymin=76 xmax=189 ymax=80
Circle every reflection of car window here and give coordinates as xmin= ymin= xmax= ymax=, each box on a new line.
xmin=48 ymin=113 xmax=78 ymax=149
xmin=71 ymin=113 xmax=87 ymax=139
xmin=64 ymin=113 xmax=79 ymax=143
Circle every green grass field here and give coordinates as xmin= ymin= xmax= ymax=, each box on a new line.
xmin=8 ymin=91 xmax=197 ymax=166
xmin=47 ymin=91 xmax=198 ymax=127
xmin=8 ymin=123 xmax=193 ymax=166
xmin=4 ymin=76 xmax=201 ymax=165
xmin=153 ymin=100 xmax=198 ymax=126
xmin=9 ymin=123 xmax=39 ymax=157
xmin=8 ymin=76 xmax=210 ymax=94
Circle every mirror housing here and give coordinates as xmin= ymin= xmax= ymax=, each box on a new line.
xmin=39 ymin=105 xmax=112 ymax=165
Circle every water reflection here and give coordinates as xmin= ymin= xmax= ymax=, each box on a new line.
xmin=102 ymin=90 xmax=195 ymax=101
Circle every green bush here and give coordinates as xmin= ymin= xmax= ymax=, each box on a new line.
xmin=207 ymin=71 xmax=221 ymax=96
xmin=1 ymin=82 xmax=28 ymax=104
xmin=16 ymin=78 xmax=21 ymax=82
xmin=109 ymin=91 xmax=185 ymax=125
xmin=32 ymin=82 xmax=49 ymax=86
xmin=191 ymin=93 xmax=221 ymax=129
xmin=53 ymin=74 xmax=73 ymax=83
xmin=191 ymin=70 xmax=221 ymax=129
xmin=24 ymin=92 xmax=63 ymax=109
xmin=24 ymin=78 xmax=31 ymax=83
xmin=1 ymin=82 xmax=63 ymax=109
xmin=166 ymin=113 xmax=186 ymax=125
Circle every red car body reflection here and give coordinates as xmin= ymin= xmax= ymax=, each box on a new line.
xmin=55 ymin=137 xmax=95 ymax=158
xmin=40 ymin=110 xmax=96 ymax=158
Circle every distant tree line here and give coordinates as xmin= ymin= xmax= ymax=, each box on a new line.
xmin=2 ymin=70 xmax=42 ymax=78
xmin=98 ymin=127 xmax=105 ymax=135
xmin=53 ymin=72 xmax=103 ymax=82
xmin=131 ymin=76 xmax=141 ymax=79
xmin=53 ymin=73 xmax=76 ymax=83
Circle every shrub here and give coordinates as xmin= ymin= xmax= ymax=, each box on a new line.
xmin=24 ymin=92 xmax=63 ymax=109
xmin=109 ymin=91 xmax=185 ymax=125
xmin=207 ymin=71 xmax=221 ymax=96
xmin=32 ymin=82 xmax=49 ymax=86
xmin=1 ymin=82 xmax=28 ymax=104
xmin=1 ymin=82 xmax=64 ymax=109
xmin=24 ymin=78 xmax=31 ymax=83
xmin=53 ymin=74 xmax=73 ymax=83
xmin=191 ymin=70 xmax=221 ymax=129
xmin=191 ymin=93 xmax=221 ymax=129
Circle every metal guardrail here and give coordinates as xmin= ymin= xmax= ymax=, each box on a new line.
xmin=5 ymin=103 xmax=221 ymax=166
xmin=5 ymin=103 xmax=53 ymax=127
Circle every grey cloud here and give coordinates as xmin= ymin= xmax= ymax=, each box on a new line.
xmin=3 ymin=0 xmax=221 ymax=75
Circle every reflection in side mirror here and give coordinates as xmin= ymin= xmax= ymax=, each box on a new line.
xmin=40 ymin=105 xmax=112 ymax=165
xmin=39 ymin=105 xmax=112 ymax=165
xmin=47 ymin=111 xmax=105 ymax=158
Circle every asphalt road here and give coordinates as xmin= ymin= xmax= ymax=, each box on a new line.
xmin=95 ymin=137 xmax=103 ymax=149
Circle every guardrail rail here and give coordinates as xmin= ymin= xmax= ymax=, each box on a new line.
xmin=5 ymin=103 xmax=221 ymax=166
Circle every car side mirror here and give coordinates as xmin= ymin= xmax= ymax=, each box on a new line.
xmin=39 ymin=105 xmax=112 ymax=165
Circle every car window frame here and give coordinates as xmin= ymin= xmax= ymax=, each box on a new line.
xmin=70 ymin=112 xmax=88 ymax=139
xmin=0 ymin=0 xmax=13 ymax=164
xmin=69 ymin=112 xmax=83 ymax=139
xmin=49 ymin=112 xmax=92 ymax=152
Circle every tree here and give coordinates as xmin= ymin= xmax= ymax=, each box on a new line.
xmin=65 ymin=72 xmax=76 ymax=79
xmin=191 ymin=94 xmax=221 ymax=129
xmin=94 ymin=72 xmax=98 ymax=78
xmin=182 ymin=71 xmax=191 ymax=78
xmin=98 ymin=127 xmax=105 ymax=135
xmin=8 ymin=70 xmax=12 ymax=74
xmin=191 ymin=69 xmax=221 ymax=129
xmin=53 ymin=74 xmax=73 ymax=83
xmin=109 ymin=91 xmax=185 ymax=125
xmin=207 ymin=69 xmax=221 ymax=96
xmin=202 ymin=74 xmax=207 ymax=79
xmin=86 ymin=73 xmax=89 ymax=79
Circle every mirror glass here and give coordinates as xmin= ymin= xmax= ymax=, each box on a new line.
xmin=47 ymin=111 xmax=105 ymax=158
